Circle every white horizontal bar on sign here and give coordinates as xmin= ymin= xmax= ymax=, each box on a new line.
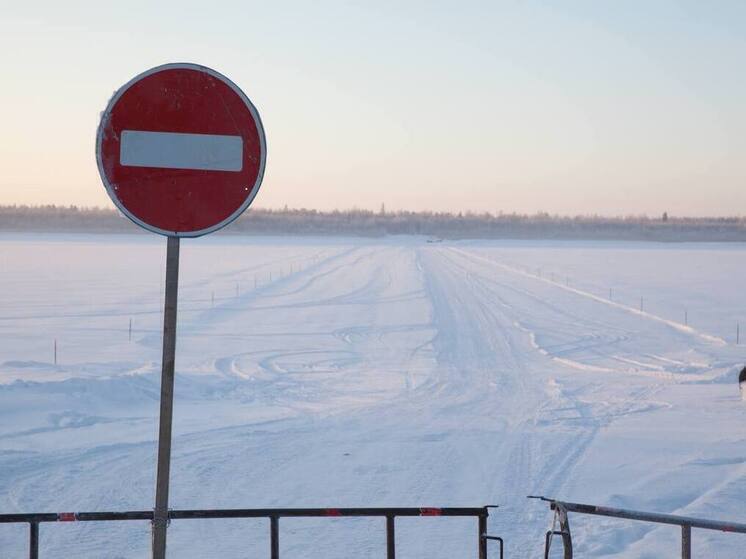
xmin=120 ymin=130 xmax=243 ymax=172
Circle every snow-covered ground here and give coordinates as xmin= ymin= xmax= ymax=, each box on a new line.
xmin=1 ymin=233 xmax=745 ymax=558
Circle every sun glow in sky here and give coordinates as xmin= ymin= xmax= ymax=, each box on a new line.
xmin=1 ymin=1 xmax=745 ymax=216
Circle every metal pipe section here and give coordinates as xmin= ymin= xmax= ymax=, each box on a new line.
xmin=478 ymin=514 xmax=487 ymax=559
xmin=555 ymin=504 xmax=573 ymax=559
xmin=2 ymin=506 xmax=491 ymax=558
xmin=171 ymin=507 xmax=488 ymax=519
xmin=482 ymin=535 xmax=504 ymax=559
xmin=29 ymin=522 xmax=38 ymax=559
xmin=152 ymin=236 xmax=181 ymax=559
xmin=0 ymin=514 xmax=57 ymax=523
xmin=0 ymin=507 xmax=488 ymax=524
xmin=682 ymin=525 xmax=691 ymax=559
xmin=386 ymin=515 xmax=395 ymax=559
xmin=548 ymin=499 xmax=746 ymax=534
xmin=544 ymin=530 xmax=573 ymax=559
xmin=270 ymin=516 xmax=279 ymax=559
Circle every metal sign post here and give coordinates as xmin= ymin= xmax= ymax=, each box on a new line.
xmin=96 ymin=63 xmax=266 ymax=558
xmin=152 ymin=236 xmax=180 ymax=558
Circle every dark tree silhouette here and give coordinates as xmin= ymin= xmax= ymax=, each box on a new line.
xmin=1 ymin=205 xmax=745 ymax=241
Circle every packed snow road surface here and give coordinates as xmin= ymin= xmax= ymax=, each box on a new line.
xmin=0 ymin=234 xmax=745 ymax=557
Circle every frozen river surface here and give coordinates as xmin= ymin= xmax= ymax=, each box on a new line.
xmin=0 ymin=234 xmax=745 ymax=558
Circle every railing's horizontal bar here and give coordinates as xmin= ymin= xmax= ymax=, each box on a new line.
xmin=0 ymin=514 xmax=58 ymax=523
xmin=174 ymin=507 xmax=486 ymax=519
xmin=75 ymin=512 xmax=152 ymax=522
xmin=0 ymin=507 xmax=488 ymax=524
xmin=546 ymin=499 xmax=746 ymax=534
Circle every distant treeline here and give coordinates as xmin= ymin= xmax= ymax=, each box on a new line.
xmin=2 ymin=204 xmax=746 ymax=241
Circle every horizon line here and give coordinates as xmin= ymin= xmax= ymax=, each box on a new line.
xmin=1 ymin=203 xmax=744 ymax=221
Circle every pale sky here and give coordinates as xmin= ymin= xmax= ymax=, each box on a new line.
xmin=1 ymin=1 xmax=745 ymax=216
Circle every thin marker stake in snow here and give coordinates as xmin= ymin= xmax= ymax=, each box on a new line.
xmin=120 ymin=130 xmax=243 ymax=172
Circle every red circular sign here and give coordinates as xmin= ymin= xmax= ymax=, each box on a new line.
xmin=96 ymin=63 xmax=266 ymax=237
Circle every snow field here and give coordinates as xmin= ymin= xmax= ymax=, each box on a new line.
xmin=0 ymin=234 xmax=745 ymax=557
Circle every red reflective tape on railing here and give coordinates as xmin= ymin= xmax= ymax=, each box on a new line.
xmin=57 ymin=512 xmax=76 ymax=522
xmin=419 ymin=508 xmax=442 ymax=516
xmin=325 ymin=509 xmax=342 ymax=517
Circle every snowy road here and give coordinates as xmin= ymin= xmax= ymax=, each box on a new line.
xmin=1 ymin=235 xmax=745 ymax=557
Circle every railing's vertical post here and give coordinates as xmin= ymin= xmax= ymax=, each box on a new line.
xmin=556 ymin=504 xmax=573 ymax=559
xmin=478 ymin=512 xmax=487 ymax=559
xmin=386 ymin=515 xmax=395 ymax=559
xmin=681 ymin=525 xmax=691 ymax=559
xmin=29 ymin=522 xmax=39 ymax=559
xmin=270 ymin=516 xmax=279 ymax=559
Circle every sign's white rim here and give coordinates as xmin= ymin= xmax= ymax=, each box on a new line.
xmin=95 ymin=62 xmax=267 ymax=238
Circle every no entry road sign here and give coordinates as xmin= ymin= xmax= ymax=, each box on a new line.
xmin=95 ymin=63 xmax=267 ymax=559
xmin=96 ymin=63 xmax=266 ymax=237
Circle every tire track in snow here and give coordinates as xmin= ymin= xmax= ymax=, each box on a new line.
xmin=443 ymin=247 xmax=726 ymax=382
xmin=449 ymin=247 xmax=726 ymax=346
xmin=416 ymin=247 xmax=604 ymax=557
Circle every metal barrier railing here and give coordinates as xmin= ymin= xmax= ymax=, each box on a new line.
xmin=0 ymin=505 xmax=503 ymax=559
xmin=531 ymin=496 xmax=746 ymax=559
